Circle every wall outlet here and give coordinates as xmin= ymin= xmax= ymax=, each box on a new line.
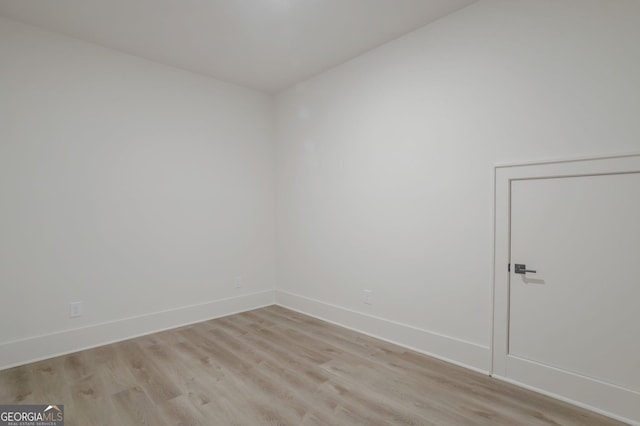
xmin=234 ymin=276 xmax=243 ymax=289
xmin=363 ymin=289 xmax=373 ymax=305
xmin=69 ymin=301 xmax=83 ymax=318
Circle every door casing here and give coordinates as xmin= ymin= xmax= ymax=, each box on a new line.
xmin=491 ymin=153 xmax=640 ymax=425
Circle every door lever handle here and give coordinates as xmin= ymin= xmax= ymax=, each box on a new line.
xmin=514 ymin=264 xmax=536 ymax=274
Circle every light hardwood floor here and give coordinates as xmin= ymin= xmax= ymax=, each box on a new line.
xmin=0 ymin=306 xmax=625 ymax=425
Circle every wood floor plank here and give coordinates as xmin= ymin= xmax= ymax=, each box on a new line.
xmin=25 ymin=358 xmax=66 ymax=403
xmin=159 ymin=394 xmax=210 ymax=426
xmin=177 ymin=331 xmax=304 ymax=424
xmin=0 ymin=306 xmax=626 ymax=425
xmin=112 ymin=386 xmax=170 ymax=426
xmin=69 ymin=373 xmax=118 ymax=426
xmin=116 ymin=340 xmax=182 ymax=404
xmin=91 ymin=343 xmax=141 ymax=397
xmin=0 ymin=364 xmax=34 ymax=403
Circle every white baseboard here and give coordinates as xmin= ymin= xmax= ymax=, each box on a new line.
xmin=2 ymin=289 xmax=490 ymax=376
xmin=275 ymin=290 xmax=490 ymax=374
xmin=0 ymin=290 xmax=276 ymax=371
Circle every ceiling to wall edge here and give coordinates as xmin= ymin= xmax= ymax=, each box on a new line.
xmin=0 ymin=1 xmax=478 ymax=94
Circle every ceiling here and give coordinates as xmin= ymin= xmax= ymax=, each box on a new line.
xmin=0 ymin=0 xmax=477 ymax=93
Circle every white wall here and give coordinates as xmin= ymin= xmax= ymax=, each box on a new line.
xmin=2 ymin=0 xmax=640 ymax=373
xmin=0 ymin=17 xmax=275 ymax=367
xmin=275 ymin=0 xmax=640 ymax=371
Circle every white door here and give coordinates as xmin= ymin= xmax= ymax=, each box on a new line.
xmin=493 ymin=155 xmax=640 ymax=425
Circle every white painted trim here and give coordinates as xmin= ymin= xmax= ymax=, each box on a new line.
xmin=488 ymin=166 xmax=498 ymax=376
xmin=495 ymin=151 xmax=640 ymax=169
xmin=492 ymin=374 xmax=640 ymax=426
xmin=0 ymin=290 xmax=276 ymax=370
xmin=276 ymin=290 xmax=490 ymax=374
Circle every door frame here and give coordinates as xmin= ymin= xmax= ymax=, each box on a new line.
xmin=491 ymin=152 xmax=640 ymax=425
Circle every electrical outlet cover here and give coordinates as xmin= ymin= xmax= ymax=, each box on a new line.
xmin=234 ymin=276 xmax=242 ymax=289
xmin=69 ymin=301 xmax=83 ymax=318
